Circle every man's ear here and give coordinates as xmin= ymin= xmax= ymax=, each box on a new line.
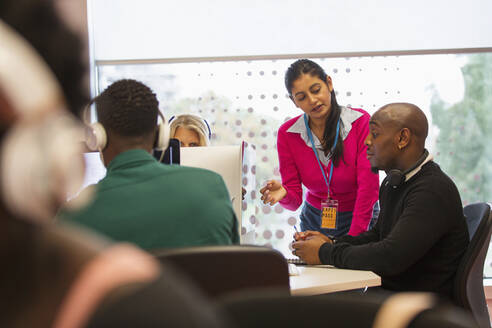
xmin=398 ymin=128 xmax=411 ymax=149
xmin=152 ymin=125 xmax=160 ymax=148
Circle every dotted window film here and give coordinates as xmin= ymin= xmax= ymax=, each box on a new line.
xmin=97 ymin=53 xmax=492 ymax=269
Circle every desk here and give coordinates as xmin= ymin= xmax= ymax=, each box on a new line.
xmin=290 ymin=265 xmax=381 ymax=296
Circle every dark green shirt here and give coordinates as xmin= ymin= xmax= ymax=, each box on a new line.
xmin=61 ymin=149 xmax=239 ymax=250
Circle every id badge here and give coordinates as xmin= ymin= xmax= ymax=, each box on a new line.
xmin=321 ymin=197 xmax=338 ymax=229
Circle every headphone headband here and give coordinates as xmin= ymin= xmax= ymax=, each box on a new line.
xmin=169 ymin=114 xmax=212 ymax=140
xmin=387 ymin=149 xmax=430 ymax=188
xmin=202 ymin=118 xmax=212 ymax=140
xmin=83 ymin=100 xmax=169 ymax=152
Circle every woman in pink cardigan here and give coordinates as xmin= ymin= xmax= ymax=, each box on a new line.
xmin=261 ymin=59 xmax=379 ymax=237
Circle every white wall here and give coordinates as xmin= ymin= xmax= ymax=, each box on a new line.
xmin=91 ymin=0 xmax=492 ymax=61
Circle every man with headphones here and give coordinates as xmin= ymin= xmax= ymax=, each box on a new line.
xmin=60 ymin=79 xmax=239 ymax=249
xmin=292 ymin=103 xmax=469 ymax=299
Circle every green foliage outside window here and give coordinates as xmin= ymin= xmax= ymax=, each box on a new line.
xmin=431 ymin=54 xmax=492 ymax=205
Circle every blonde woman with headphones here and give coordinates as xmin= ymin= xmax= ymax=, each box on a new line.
xmin=169 ymin=114 xmax=211 ymax=147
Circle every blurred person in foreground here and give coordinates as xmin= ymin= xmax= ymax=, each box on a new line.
xmin=0 ymin=1 xmax=229 ymax=327
xmin=293 ymin=103 xmax=469 ymax=300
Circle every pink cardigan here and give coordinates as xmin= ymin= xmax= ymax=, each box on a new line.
xmin=277 ymin=108 xmax=379 ymax=236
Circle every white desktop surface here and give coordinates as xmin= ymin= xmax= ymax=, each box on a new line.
xmin=289 ymin=265 xmax=381 ymax=296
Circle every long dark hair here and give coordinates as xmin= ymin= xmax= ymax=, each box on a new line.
xmin=285 ymin=59 xmax=344 ymax=166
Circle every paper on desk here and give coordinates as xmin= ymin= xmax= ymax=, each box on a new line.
xmin=288 ymin=263 xmax=300 ymax=276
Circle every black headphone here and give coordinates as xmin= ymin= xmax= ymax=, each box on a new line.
xmin=386 ymin=149 xmax=429 ymax=188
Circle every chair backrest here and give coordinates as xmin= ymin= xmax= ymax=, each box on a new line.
xmin=454 ymin=202 xmax=492 ymax=328
xmin=219 ymin=291 xmax=479 ymax=328
xmin=465 ymin=203 xmax=491 ymax=241
xmin=151 ymin=245 xmax=290 ymax=299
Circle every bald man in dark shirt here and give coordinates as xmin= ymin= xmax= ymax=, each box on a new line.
xmin=293 ymin=102 xmax=469 ymax=299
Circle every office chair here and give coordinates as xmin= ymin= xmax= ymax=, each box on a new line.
xmin=151 ymin=245 xmax=290 ymax=299
xmin=454 ymin=202 xmax=492 ymax=328
xmin=219 ymin=291 xmax=478 ymax=328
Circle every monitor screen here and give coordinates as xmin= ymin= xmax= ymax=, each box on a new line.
xmin=180 ymin=145 xmax=243 ymax=233
xmin=153 ymin=138 xmax=180 ymax=164
xmin=66 ymin=151 xmax=106 ymax=201
xmin=81 ymin=152 xmax=106 ymax=190
xmin=73 ymin=144 xmax=247 ymax=242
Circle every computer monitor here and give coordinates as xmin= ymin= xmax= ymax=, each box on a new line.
xmin=153 ymin=138 xmax=180 ymax=164
xmin=76 ymin=143 xmax=249 ymax=242
xmin=79 ymin=152 xmax=106 ymax=192
xmin=180 ymin=145 xmax=243 ymax=236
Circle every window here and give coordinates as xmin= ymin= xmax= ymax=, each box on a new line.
xmin=96 ymin=53 xmax=492 ymax=271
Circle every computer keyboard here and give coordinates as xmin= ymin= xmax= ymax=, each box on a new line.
xmin=288 ymin=263 xmax=299 ymax=276
xmin=286 ymin=258 xmax=307 ymax=265
xmin=287 ymin=258 xmax=307 ymax=276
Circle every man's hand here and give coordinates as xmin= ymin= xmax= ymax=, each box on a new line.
xmin=292 ymin=235 xmax=330 ymax=265
xmin=293 ymin=230 xmax=331 ymax=242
